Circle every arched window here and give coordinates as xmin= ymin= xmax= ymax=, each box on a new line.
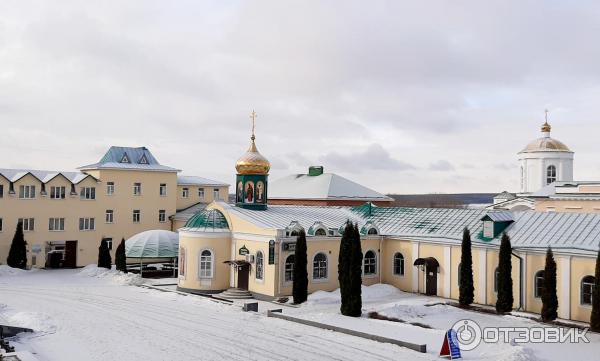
xmin=199 ymin=250 xmax=213 ymax=279
xmin=256 ymin=251 xmax=264 ymax=280
xmin=494 ymin=267 xmax=500 ymax=292
xmin=284 ymin=255 xmax=295 ymax=282
xmin=520 ymin=166 xmax=524 ymax=190
xmin=179 ymin=247 xmax=186 ymax=277
xmin=546 ymin=165 xmax=557 ymax=185
xmin=534 ymin=270 xmax=545 ymax=298
xmin=313 ymin=253 xmax=328 ymax=279
xmin=290 ymin=230 xmax=299 ymax=237
xmin=364 ymin=250 xmax=377 ymax=275
xmin=315 ymin=228 xmax=327 ymax=236
xmin=581 ymin=275 xmax=595 ymax=305
xmin=393 ymin=253 xmax=404 ymax=276
xmin=367 ymin=228 xmax=378 ymax=235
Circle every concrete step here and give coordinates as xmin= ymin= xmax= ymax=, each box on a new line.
xmin=218 ymin=288 xmax=254 ymax=300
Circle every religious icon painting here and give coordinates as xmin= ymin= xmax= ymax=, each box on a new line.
xmin=256 ymin=181 xmax=264 ymax=203
xmin=237 ymin=181 xmax=243 ymax=202
xmin=245 ymin=181 xmax=254 ymax=203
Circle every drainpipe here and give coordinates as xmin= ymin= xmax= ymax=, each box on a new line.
xmin=379 ymin=235 xmax=383 ymax=284
xmin=511 ymin=251 xmax=524 ymax=311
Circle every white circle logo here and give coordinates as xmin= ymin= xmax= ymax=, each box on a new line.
xmin=451 ymin=319 xmax=482 ymax=351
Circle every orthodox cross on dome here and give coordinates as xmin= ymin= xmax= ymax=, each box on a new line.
xmin=250 ymin=110 xmax=257 ymax=140
xmin=541 ymin=109 xmax=552 ymax=133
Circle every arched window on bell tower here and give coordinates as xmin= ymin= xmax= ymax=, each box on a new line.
xmin=546 ymin=165 xmax=556 ymax=185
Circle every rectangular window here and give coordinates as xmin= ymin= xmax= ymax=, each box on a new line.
xmin=133 ymin=183 xmax=142 ymax=196
xmin=48 ymin=217 xmax=65 ymax=231
xmin=80 ymin=187 xmax=96 ymax=200
xmin=0 ymin=218 xmax=3 ymax=231
xmin=159 ymin=183 xmax=167 ymax=196
xmin=159 ymin=210 xmax=166 ymax=223
xmin=107 ymin=182 xmax=115 ymax=195
xmin=50 ymin=186 xmax=66 ymax=199
xmin=198 ymin=188 xmax=205 ymax=199
xmin=19 ymin=185 xmax=36 ymax=199
xmin=133 ymin=210 xmax=140 ymax=223
xmin=0 ymin=184 xmax=3 ymax=198
xmin=182 ymin=187 xmax=189 ymax=198
xmin=105 ymin=210 xmax=114 ymax=223
xmin=79 ymin=217 xmax=95 ymax=231
xmin=213 ymin=188 xmax=219 ymax=200
xmin=179 ymin=248 xmax=186 ymax=277
xmin=18 ymin=218 xmax=35 ymax=231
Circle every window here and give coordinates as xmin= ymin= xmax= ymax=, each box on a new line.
xmin=199 ymin=250 xmax=213 ymax=278
xmin=50 ymin=186 xmax=66 ymax=199
xmin=581 ymin=276 xmax=595 ymax=305
xmin=393 ymin=253 xmax=404 ymax=276
xmin=107 ymin=182 xmax=115 ymax=195
xmin=159 ymin=210 xmax=166 ymax=223
xmin=19 ymin=185 xmax=36 ymax=199
xmin=520 ymin=166 xmax=524 ymax=190
xmin=534 ymin=270 xmax=545 ymax=298
xmin=79 ymin=217 xmax=95 ymax=231
xmin=256 ymin=251 xmax=264 ymax=280
xmin=104 ymin=238 xmax=113 ymax=250
xmin=546 ymin=165 xmax=557 ymax=185
xmin=285 ymin=255 xmax=295 ymax=282
xmin=80 ymin=187 xmax=96 ymax=200
xmin=314 ymin=228 xmax=327 ymax=236
xmin=198 ymin=188 xmax=205 ymax=199
xmin=458 ymin=263 xmax=462 ymax=287
xmin=179 ymin=248 xmax=186 ymax=277
xmin=213 ymin=188 xmax=219 ymax=200
xmin=0 ymin=218 xmax=2 ymax=231
xmin=18 ymin=218 xmax=35 ymax=231
xmin=133 ymin=210 xmax=140 ymax=223
xmin=133 ymin=182 xmax=141 ymax=196
xmin=313 ymin=253 xmax=328 ymax=279
xmin=160 ymin=183 xmax=167 ymax=196
xmin=494 ymin=267 xmax=500 ymax=292
xmin=0 ymin=184 xmax=3 ymax=198
xmin=48 ymin=218 xmax=65 ymax=231
xmin=105 ymin=210 xmax=114 ymax=223
xmin=367 ymin=228 xmax=378 ymax=235
xmin=182 ymin=187 xmax=189 ymax=198
xmin=364 ymin=250 xmax=377 ymax=275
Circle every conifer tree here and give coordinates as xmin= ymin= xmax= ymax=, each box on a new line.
xmin=347 ymin=222 xmax=363 ymax=317
xmin=590 ymin=247 xmax=600 ymax=331
xmin=7 ymin=222 xmax=27 ymax=269
xmin=459 ymin=227 xmax=474 ymax=307
xmin=541 ymin=247 xmax=558 ymax=322
xmin=338 ymin=221 xmax=354 ymax=315
xmin=97 ymin=239 xmax=112 ymax=269
xmin=293 ymin=229 xmax=308 ymax=304
xmin=115 ymin=238 xmax=127 ymax=273
xmin=496 ymin=233 xmax=514 ymax=313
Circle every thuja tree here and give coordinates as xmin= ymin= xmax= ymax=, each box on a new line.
xmin=115 ymin=238 xmax=127 ymax=273
xmin=541 ymin=247 xmax=558 ymax=322
xmin=459 ymin=227 xmax=474 ymax=307
xmin=7 ymin=222 xmax=27 ymax=269
xmin=97 ymin=239 xmax=112 ymax=269
xmin=292 ymin=229 xmax=308 ymax=304
xmin=591 ymin=247 xmax=600 ymax=331
xmin=347 ymin=223 xmax=363 ymax=317
xmin=496 ymin=233 xmax=513 ymax=314
xmin=338 ymin=221 xmax=354 ymax=315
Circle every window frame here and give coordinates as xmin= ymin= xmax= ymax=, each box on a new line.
xmin=48 ymin=217 xmax=65 ymax=231
xmin=106 ymin=181 xmax=115 ymax=195
xmin=534 ymin=270 xmax=545 ymax=298
xmin=19 ymin=185 xmax=36 ymax=199
xmin=158 ymin=210 xmax=166 ymax=223
xmin=78 ymin=217 xmax=95 ymax=231
xmin=198 ymin=188 xmax=205 ymax=199
xmin=284 ymin=254 xmax=295 ymax=283
xmin=363 ymin=250 xmax=377 ymax=276
xmin=312 ymin=252 xmax=328 ymax=280
xmin=50 ymin=186 xmax=66 ymax=200
xmin=18 ymin=217 xmax=35 ymax=231
xmin=132 ymin=210 xmax=141 ymax=223
xmin=581 ymin=275 xmax=595 ymax=306
xmin=393 ymin=252 xmax=404 ymax=276
xmin=80 ymin=187 xmax=96 ymax=200
xmin=133 ymin=182 xmax=142 ymax=196
xmin=255 ymin=251 xmax=264 ymax=280
xmin=182 ymin=187 xmax=189 ymax=198
xmin=159 ymin=183 xmax=167 ymax=197
xmin=546 ymin=165 xmax=557 ymax=185
xmin=179 ymin=247 xmax=186 ymax=278
xmin=198 ymin=249 xmax=214 ymax=279
xmin=105 ymin=210 xmax=114 ymax=224
xmin=213 ymin=188 xmax=219 ymax=200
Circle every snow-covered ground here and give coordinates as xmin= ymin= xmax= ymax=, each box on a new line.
xmin=0 ymin=266 xmax=597 ymax=361
xmin=286 ymin=284 xmax=600 ymax=361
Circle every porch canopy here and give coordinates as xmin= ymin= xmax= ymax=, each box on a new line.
xmin=413 ymin=257 xmax=439 ymax=270
xmin=125 ymin=230 xmax=179 ymax=261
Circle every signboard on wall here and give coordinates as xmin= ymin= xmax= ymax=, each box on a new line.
xmin=268 ymin=240 xmax=275 ymax=265
xmin=239 ymin=245 xmax=249 ymax=256
xmin=282 ymin=242 xmax=296 ymax=252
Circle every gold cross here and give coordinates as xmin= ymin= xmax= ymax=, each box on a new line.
xmin=250 ymin=110 xmax=257 ymax=138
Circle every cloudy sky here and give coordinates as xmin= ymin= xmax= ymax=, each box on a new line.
xmin=1 ymin=1 xmax=599 ymax=194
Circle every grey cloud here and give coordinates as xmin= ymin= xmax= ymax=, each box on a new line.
xmin=429 ymin=160 xmax=455 ymax=172
xmin=319 ymin=144 xmax=416 ymax=172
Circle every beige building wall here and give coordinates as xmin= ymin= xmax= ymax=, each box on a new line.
xmin=380 ymin=239 xmax=413 ymax=292
xmin=176 ymin=185 xmax=229 ymax=210
xmin=177 ymin=231 xmax=231 ymax=292
xmin=535 ymin=199 xmax=600 ymax=213
xmin=570 ymin=256 xmax=596 ymax=322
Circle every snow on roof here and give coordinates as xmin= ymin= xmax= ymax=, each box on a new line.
xmin=217 ymin=202 xmax=600 ymax=254
xmin=177 ymin=175 xmax=229 ymax=187
xmin=0 ymin=168 xmax=96 ymax=184
xmin=268 ymin=172 xmax=393 ymax=201
xmin=125 ymin=230 xmax=179 ymax=258
xmin=79 ymin=146 xmax=179 ymax=172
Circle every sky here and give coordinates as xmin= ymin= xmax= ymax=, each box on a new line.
xmin=0 ymin=1 xmax=599 ymax=194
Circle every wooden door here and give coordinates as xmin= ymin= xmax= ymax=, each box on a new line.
xmin=426 ymin=266 xmax=437 ymax=296
xmin=237 ymin=264 xmax=249 ymax=290
xmin=64 ymin=241 xmax=78 ymax=268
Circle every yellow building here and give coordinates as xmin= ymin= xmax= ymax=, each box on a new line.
xmin=0 ymin=146 xmax=229 ymax=268
xmin=177 ymin=130 xmax=600 ymax=324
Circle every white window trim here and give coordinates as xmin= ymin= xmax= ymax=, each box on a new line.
xmin=133 ymin=210 xmax=141 ymax=224
xmin=363 ymin=249 xmax=378 ymax=278
xmin=312 ymin=251 xmax=329 ymax=283
xmin=198 ymin=248 xmax=214 ymax=279
xmin=392 ymin=252 xmax=405 ymax=278
xmin=179 ymin=247 xmax=187 ymax=280
xmin=50 ymin=186 xmax=66 ymax=200
xmin=255 ymin=251 xmax=265 ymax=282
xmin=106 ymin=182 xmax=115 ymax=196
xmin=159 ymin=210 xmax=166 ymax=223
xmin=160 ymin=184 xmax=167 ymax=197
xmin=79 ymin=217 xmax=96 ymax=231
xmin=48 ymin=217 xmax=65 ymax=232
xmin=105 ymin=210 xmax=114 ymax=224
xmin=283 ymin=254 xmax=295 ymax=285
xmin=133 ymin=183 xmax=142 ymax=196
xmin=18 ymin=185 xmax=36 ymax=199
xmin=580 ymin=276 xmax=595 ymax=307
xmin=182 ymin=188 xmax=189 ymax=198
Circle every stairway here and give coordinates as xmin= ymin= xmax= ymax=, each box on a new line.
xmin=217 ymin=288 xmax=254 ymax=300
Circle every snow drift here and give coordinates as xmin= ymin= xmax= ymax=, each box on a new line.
xmin=78 ymin=265 xmax=143 ymax=286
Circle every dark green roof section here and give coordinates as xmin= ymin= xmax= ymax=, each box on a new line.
xmin=184 ymin=209 xmax=230 ymax=231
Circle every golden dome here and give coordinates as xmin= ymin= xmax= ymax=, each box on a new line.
xmin=235 ymin=137 xmax=271 ymax=175
xmin=541 ymin=121 xmax=551 ymax=133
xmin=520 ymin=120 xmax=571 ymax=153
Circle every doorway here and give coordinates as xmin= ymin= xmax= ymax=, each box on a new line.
xmin=237 ymin=264 xmax=249 ymax=290
xmin=425 ymin=265 xmax=437 ymax=296
xmin=64 ymin=241 xmax=78 ymax=268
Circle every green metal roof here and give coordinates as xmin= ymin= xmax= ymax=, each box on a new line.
xmin=183 ymin=209 xmax=230 ymax=232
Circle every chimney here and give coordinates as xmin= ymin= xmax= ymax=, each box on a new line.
xmin=308 ymin=166 xmax=324 ymax=176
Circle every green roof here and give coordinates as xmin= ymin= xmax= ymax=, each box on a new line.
xmin=184 ymin=209 xmax=230 ymax=232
